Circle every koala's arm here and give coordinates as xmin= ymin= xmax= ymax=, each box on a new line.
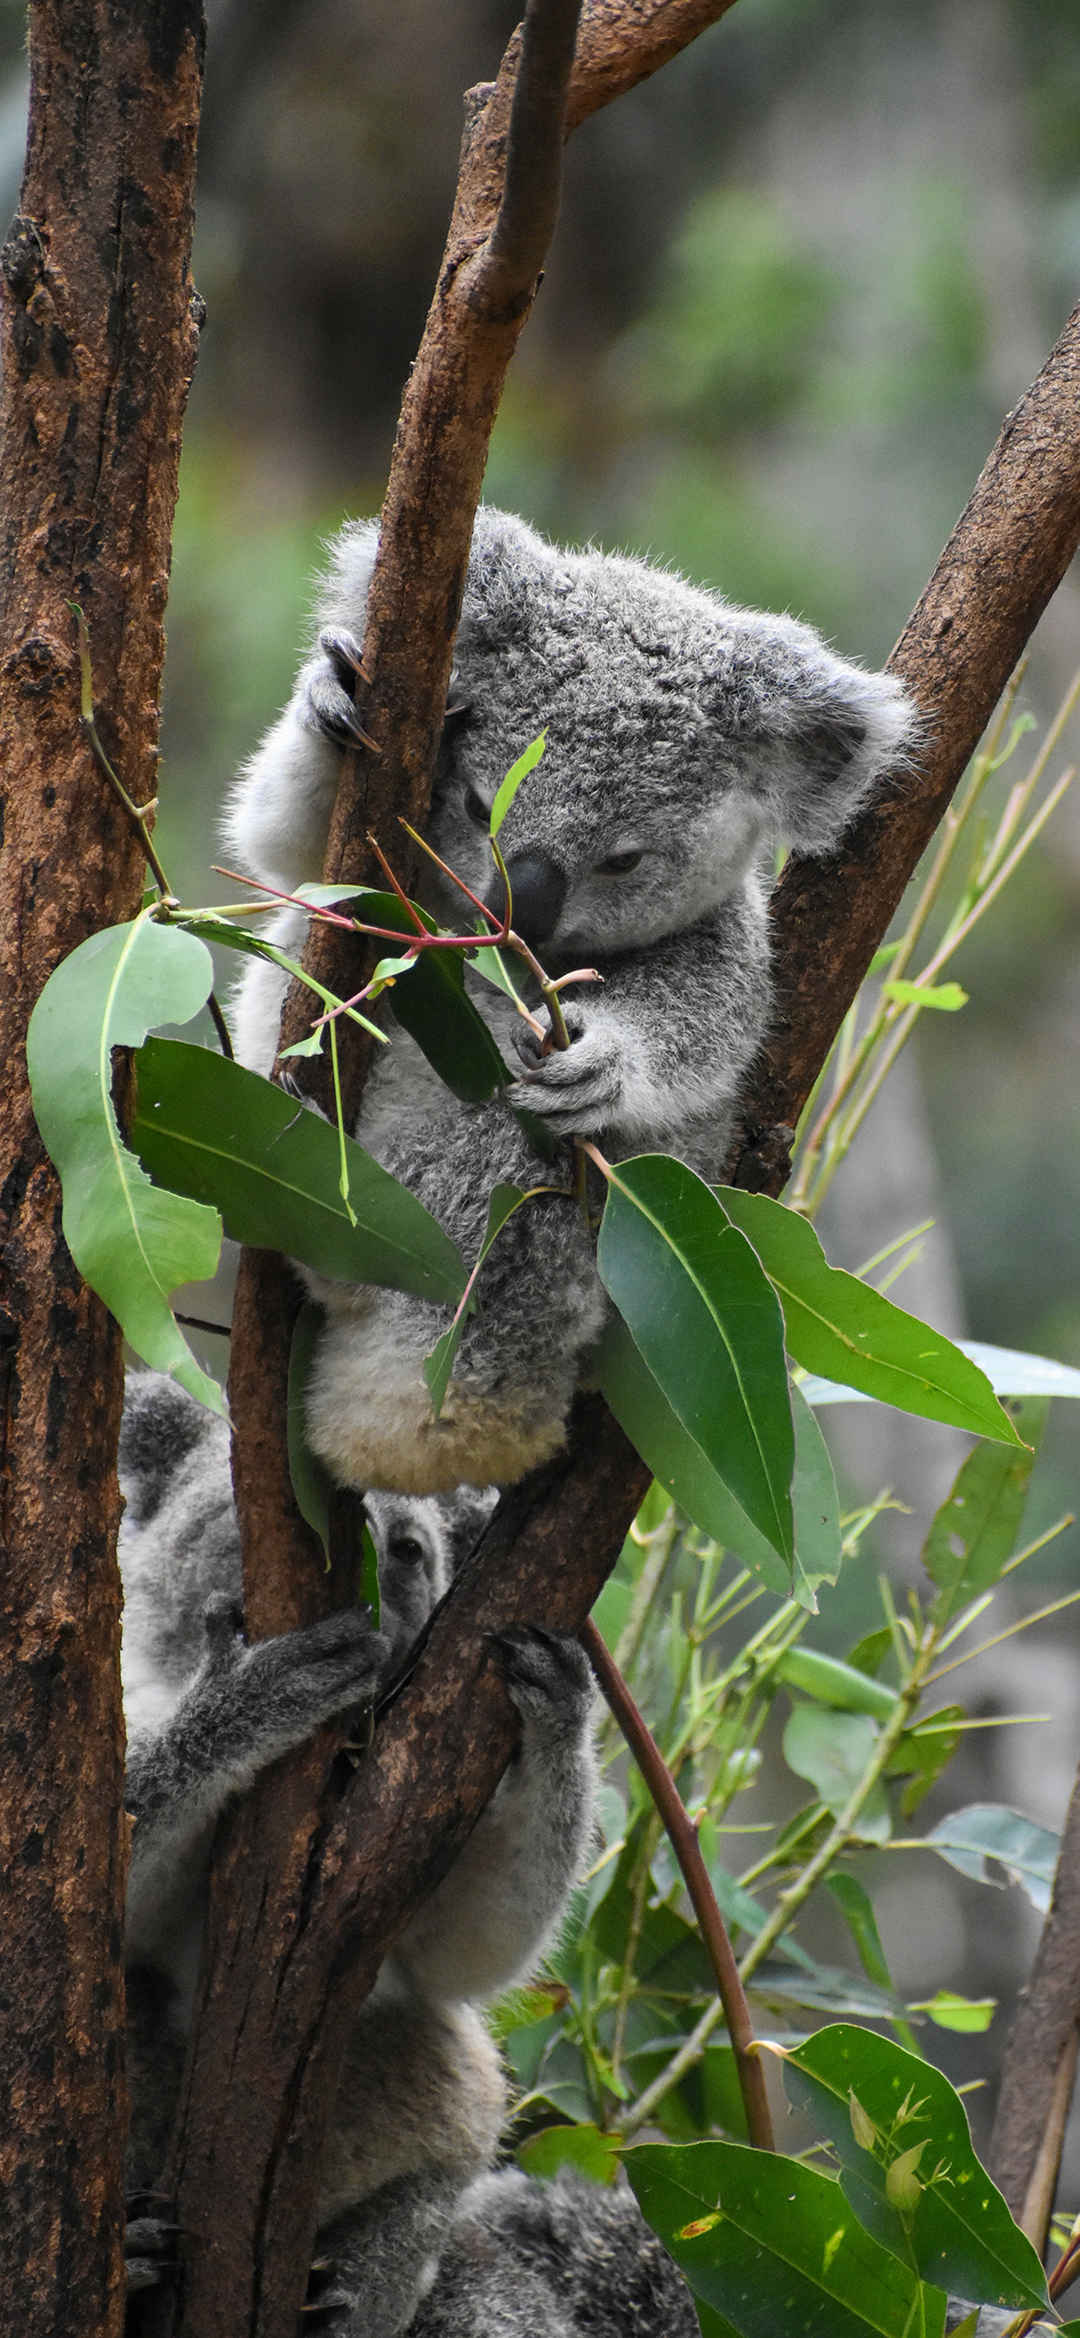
xmin=398 ymin=1629 xmax=597 ymax=2005
xmin=511 ymin=886 xmax=771 ymax=1152
xmin=125 ymin=1599 xmax=388 ymax=1963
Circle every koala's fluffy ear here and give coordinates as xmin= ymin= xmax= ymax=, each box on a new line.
xmin=718 ymin=608 xmax=920 ymax=858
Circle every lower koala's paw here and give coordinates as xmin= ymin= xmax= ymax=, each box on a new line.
xmin=491 ymin=1625 xmax=593 ymax=1737
xmin=235 ymin=1610 xmax=392 ymax=1738
xmin=125 ymin=2197 xmax=180 ymax=2295
xmin=509 ymin=1005 xmax=624 ymax=1136
xmin=299 ymin=2254 xmax=356 ymax=2331
xmin=304 ymin=627 xmax=372 ymax=748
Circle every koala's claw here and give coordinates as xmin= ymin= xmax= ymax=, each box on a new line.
xmin=509 ymin=1012 xmax=622 ymax=1135
xmin=299 ymin=2255 xmax=354 ymax=2331
xmin=237 ymin=1611 xmax=393 ymax=1734
xmin=306 ymin=628 xmax=372 ymax=748
xmin=124 ymin=2204 xmax=181 ymax=2294
xmin=491 ymin=1624 xmax=593 ymax=1723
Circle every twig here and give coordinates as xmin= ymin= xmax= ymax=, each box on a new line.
xmin=69 ymin=603 xmax=235 ymax=1061
xmin=989 ymin=1753 xmax=1080 ymax=2230
xmin=466 ymin=0 xmax=585 ymax=316
xmin=581 ymin=1618 xmax=775 ymax=2153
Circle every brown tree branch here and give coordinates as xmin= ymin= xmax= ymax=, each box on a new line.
xmin=0 ymin=4 xmax=205 ymax=2333
xmin=580 ymin=1619 xmax=776 ymax=2154
xmin=988 ymin=1753 xmax=1080 ymax=2236
xmin=468 ymin=0 xmax=585 ymax=313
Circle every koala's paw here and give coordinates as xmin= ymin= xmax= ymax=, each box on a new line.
xmin=491 ymin=1624 xmax=593 ymax=1739
xmin=510 ymin=1005 xmax=624 ymax=1135
xmin=124 ymin=2199 xmax=180 ymax=2295
xmin=233 ymin=1610 xmax=392 ymax=1738
xmin=304 ymin=628 xmax=371 ymax=748
xmin=299 ymin=2255 xmax=355 ymax=2330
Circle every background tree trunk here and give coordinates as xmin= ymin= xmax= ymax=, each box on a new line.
xmin=0 ymin=3 xmax=205 ymax=2330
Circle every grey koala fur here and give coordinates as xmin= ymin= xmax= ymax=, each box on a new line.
xmin=119 ymin=1372 xmax=604 ymax=2336
xmin=228 ymin=506 xmax=917 ymax=1496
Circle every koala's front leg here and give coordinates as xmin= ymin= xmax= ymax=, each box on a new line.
xmin=125 ymin=1601 xmax=390 ymax=1959
xmin=510 ymin=997 xmax=629 ymax=1138
xmin=398 ymin=1628 xmax=596 ymax=2004
xmin=303 ymin=2173 xmax=460 ymax=2338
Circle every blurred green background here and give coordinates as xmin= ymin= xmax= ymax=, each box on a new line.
xmin=4 ymin=0 xmax=1078 ymax=2144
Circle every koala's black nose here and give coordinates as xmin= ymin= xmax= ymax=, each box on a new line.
xmin=484 ymin=851 xmax=567 ymax=949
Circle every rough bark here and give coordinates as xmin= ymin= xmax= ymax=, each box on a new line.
xmin=989 ymin=1759 xmax=1080 ymax=2234
xmin=748 ymin=297 xmax=1080 ymax=1145
xmin=0 ymin=3 xmax=204 ymax=2333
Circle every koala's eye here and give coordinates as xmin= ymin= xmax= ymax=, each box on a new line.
xmin=386 ymin=1531 xmax=426 ymax=1568
xmin=595 ymin=846 xmax=644 ymax=877
xmin=463 ymin=784 xmax=491 ymax=829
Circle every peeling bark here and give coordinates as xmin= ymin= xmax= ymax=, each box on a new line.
xmin=0 ymin=3 xmax=205 ymax=2331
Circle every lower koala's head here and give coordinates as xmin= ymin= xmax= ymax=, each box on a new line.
xmin=419 ymin=508 xmax=917 ymax=959
xmin=365 ymin=1484 xmax=497 ymax=1658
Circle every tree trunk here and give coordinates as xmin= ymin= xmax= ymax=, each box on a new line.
xmin=0 ymin=4 xmax=205 ymax=2330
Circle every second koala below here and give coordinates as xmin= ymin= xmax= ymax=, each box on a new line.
xmin=228 ymin=508 xmax=917 ymax=1493
xmin=120 ymin=1374 xmax=696 ymax=2337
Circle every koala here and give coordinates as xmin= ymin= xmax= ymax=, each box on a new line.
xmin=227 ymin=506 xmax=917 ymax=1498
xmin=410 ymin=2168 xmax=700 ymax=2338
xmin=118 ymin=1373 xmax=604 ymax=2336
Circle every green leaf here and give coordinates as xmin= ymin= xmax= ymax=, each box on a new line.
xmin=287 ymin=1302 xmax=335 ymax=1558
xmin=597 ymin=1158 xmax=795 ymax=1562
xmin=516 ymin=2122 xmax=620 ymax=2187
xmin=189 ymin=897 xmax=509 ymax=1104
xmin=880 ymin=979 xmax=968 ymax=1011
xmin=781 ymin=2025 xmax=1048 ymax=2310
xmin=27 ymin=917 xmax=224 ymax=1413
xmin=923 ymin=1408 xmax=1045 ymax=1629
xmin=774 ymin=1649 xmax=900 ymax=1722
xmin=132 ymin=1037 xmax=465 ymax=1304
xmin=490 ymin=730 xmax=546 ymax=838
xmin=182 ymin=912 xmax=384 ymax=1043
xmin=594 ymin=1310 xmax=790 ymax=1598
xmin=718 ymin=1189 xmax=1024 ymax=1448
xmin=923 ymin=1805 xmax=1059 ymax=1912
xmin=887 ymin=1707 xmax=966 ymax=1820
xmin=625 ymin=2140 xmax=941 ymax=2338
xmin=909 ymin=1991 xmax=996 ymax=2035
xmin=781 ymin=1708 xmax=891 ymax=1842
xmin=798 ymin=1341 xmax=1080 ymax=1406
xmin=826 ymin=1876 xmax=920 ymax=2053
xmin=423 ymin=1182 xmax=531 ymax=1415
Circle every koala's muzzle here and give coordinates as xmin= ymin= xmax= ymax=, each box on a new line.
xmin=486 ymin=850 xmax=567 ymax=950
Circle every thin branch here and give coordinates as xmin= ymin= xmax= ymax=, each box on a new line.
xmin=466 ymin=0 xmax=585 ymax=315
xmin=989 ymin=1756 xmax=1080 ymax=2230
xmin=581 ymin=1618 xmax=775 ymax=2152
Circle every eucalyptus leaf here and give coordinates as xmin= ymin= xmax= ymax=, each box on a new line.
xmin=781 ymin=2025 xmax=1048 ymax=2311
xmin=781 ymin=1707 xmax=891 ymax=1842
xmin=597 ymin=1158 xmax=794 ymax=1562
xmin=626 ymin=2139 xmax=940 ymax=2338
xmin=718 ymin=1190 xmax=1023 ymax=1448
xmin=132 ymin=1036 xmax=464 ymax=1303
xmin=923 ymin=1409 xmax=1045 ymax=1629
xmin=287 ymin=1301 xmax=336 ymax=1559
xmin=593 ymin=1311 xmax=793 ymax=1600
xmin=922 ymin=1806 xmax=1059 ymax=1912
xmin=516 ymin=2122 xmax=620 ymax=2187
xmin=423 ymin=1182 xmax=530 ymax=1415
xmin=798 ymin=1342 xmax=1080 ymax=1407
xmin=27 ymin=917 xmax=225 ymax=1413
xmin=490 ymin=730 xmax=547 ymax=838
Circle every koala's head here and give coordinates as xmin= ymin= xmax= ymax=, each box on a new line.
xmin=365 ymin=1484 xmax=497 ymax=1661
xmin=420 ymin=508 xmax=917 ymax=961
